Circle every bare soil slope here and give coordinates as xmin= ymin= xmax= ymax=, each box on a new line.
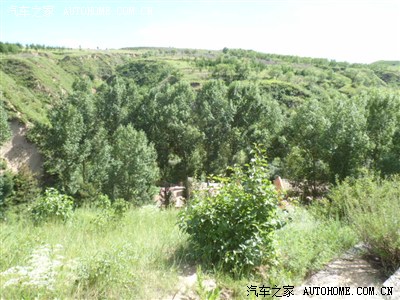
xmin=0 ymin=120 xmax=43 ymax=175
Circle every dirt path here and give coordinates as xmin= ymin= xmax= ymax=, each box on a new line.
xmin=0 ymin=120 xmax=43 ymax=175
xmin=163 ymin=244 xmax=399 ymax=300
xmin=292 ymin=244 xmax=391 ymax=300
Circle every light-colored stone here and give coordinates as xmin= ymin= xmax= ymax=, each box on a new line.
xmin=292 ymin=244 xmax=387 ymax=300
xmin=383 ymin=268 xmax=400 ymax=300
xmin=274 ymin=176 xmax=292 ymax=192
xmin=175 ymin=196 xmax=186 ymax=208
xmin=163 ymin=273 xmax=218 ymax=300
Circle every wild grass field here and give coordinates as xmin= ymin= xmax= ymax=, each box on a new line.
xmin=0 ymin=203 xmax=359 ymax=299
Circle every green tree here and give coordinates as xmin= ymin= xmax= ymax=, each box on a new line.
xmin=85 ymin=126 xmax=112 ymax=193
xmin=285 ymin=99 xmax=331 ymax=196
xmin=7 ymin=165 xmax=40 ymax=207
xmin=133 ymin=81 xmax=203 ymax=183
xmin=96 ymin=76 xmax=130 ymax=134
xmin=212 ymin=64 xmax=236 ymax=83
xmin=228 ymin=81 xmax=284 ymax=163
xmin=43 ymin=103 xmax=89 ymax=194
xmin=108 ymin=124 xmax=159 ymax=203
xmin=326 ymin=96 xmax=370 ymax=181
xmin=0 ymin=171 xmax=13 ymax=217
xmin=195 ymin=80 xmax=235 ymax=175
xmin=363 ymin=89 xmax=400 ymax=172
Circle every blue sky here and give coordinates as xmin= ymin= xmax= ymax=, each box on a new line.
xmin=1 ymin=0 xmax=399 ymax=63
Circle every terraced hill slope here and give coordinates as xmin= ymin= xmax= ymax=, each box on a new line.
xmin=1 ymin=47 xmax=399 ymax=125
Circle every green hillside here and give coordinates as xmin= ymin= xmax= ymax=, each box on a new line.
xmin=1 ymin=45 xmax=400 ymax=299
xmin=1 ymin=47 xmax=399 ymax=125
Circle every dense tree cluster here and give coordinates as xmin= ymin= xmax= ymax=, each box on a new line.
xmin=0 ymin=42 xmax=23 ymax=54
xmin=0 ymin=42 xmax=71 ymax=54
xmin=1 ymin=50 xmax=395 ymax=204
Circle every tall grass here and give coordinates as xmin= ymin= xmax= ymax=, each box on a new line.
xmin=1 ymin=203 xmax=361 ymax=299
xmin=329 ymin=175 xmax=400 ymax=274
xmin=0 ymin=206 xmax=188 ymax=299
xmin=273 ymin=207 xmax=357 ymax=284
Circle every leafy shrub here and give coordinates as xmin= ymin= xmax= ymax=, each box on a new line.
xmin=116 ymin=61 xmax=179 ymax=86
xmin=92 ymin=195 xmax=130 ymax=227
xmin=76 ymin=255 xmax=112 ymax=288
xmin=30 ymin=188 xmax=74 ymax=223
xmin=178 ymin=148 xmax=281 ymax=275
xmin=328 ymin=175 xmax=400 ymax=274
xmin=0 ymin=171 xmax=14 ymax=219
xmin=6 ymin=165 xmax=40 ymax=213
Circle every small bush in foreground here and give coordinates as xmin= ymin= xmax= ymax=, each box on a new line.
xmin=179 ymin=148 xmax=281 ymax=275
xmin=91 ymin=195 xmax=130 ymax=227
xmin=30 ymin=188 xmax=74 ymax=223
xmin=329 ymin=175 xmax=400 ymax=274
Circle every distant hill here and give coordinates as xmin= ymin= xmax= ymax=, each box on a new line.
xmin=371 ymin=60 xmax=400 ymax=67
xmin=1 ymin=46 xmax=399 ymax=124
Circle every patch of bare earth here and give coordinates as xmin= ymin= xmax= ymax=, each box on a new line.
xmin=161 ymin=265 xmax=222 ymax=300
xmin=292 ymin=244 xmax=395 ymax=300
xmin=0 ymin=120 xmax=43 ymax=175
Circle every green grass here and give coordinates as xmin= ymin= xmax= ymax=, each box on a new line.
xmin=0 ymin=70 xmax=49 ymax=123
xmin=329 ymin=175 xmax=400 ymax=275
xmin=0 ymin=49 xmax=212 ymax=124
xmin=0 ymin=203 xmax=358 ymax=299
xmin=0 ymin=206 xmax=188 ymax=299
xmin=273 ymin=207 xmax=357 ymax=284
xmin=0 ymin=54 xmax=76 ymax=124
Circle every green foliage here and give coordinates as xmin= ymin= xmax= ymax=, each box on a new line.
xmin=0 ymin=101 xmax=11 ymax=145
xmin=328 ymin=174 xmax=400 ymax=273
xmin=30 ymin=188 xmax=74 ymax=223
xmin=37 ymin=78 xmax=159 ymax=204
xmin=0 ymin=206 xmax=186 ymax=299
xmin=81 ymin=126 xmax=111 ymax=197
xmin=179 ymin=148 xmax=280 ymax=275
xmin=228 ymin=81 xmax=284 ymax=159
xmin=108 ymin=124 xmax=159 ymax=203
xmin=195 ymin=79 xmax=234 ymax=174
xmin=284 ymin=99 xmax=331 ymax=195
xmin=325 ymin=96 xmax=369 ymax=181
xmin=0 ymin=42 xmax=23 ymax=54
xmin=96 ymin=76 xmax=140 ymax=135
xmin=3 ymin=48 xmax=400 ymax=214
xmin=43 ymin=102 xmax=89 ymax=194
xmin=5 ymin=165 xmax=41 ymax=213
xmin=133 ymin=81 xmax=203 ymax=183
xmin=116 ymin=60 xmax=180 ymax=86
xmin=274 ymin=207 xmax=357 ymax=283
xmin=91 ymin=195 xmax=130 ymax=227
xmin=0 ymin=171 xmax=14 ymax=218
xmin=76 ymin=254 xmax=113 ymax=288
xmin=363 ymin=89 xmax=400 ymax=173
